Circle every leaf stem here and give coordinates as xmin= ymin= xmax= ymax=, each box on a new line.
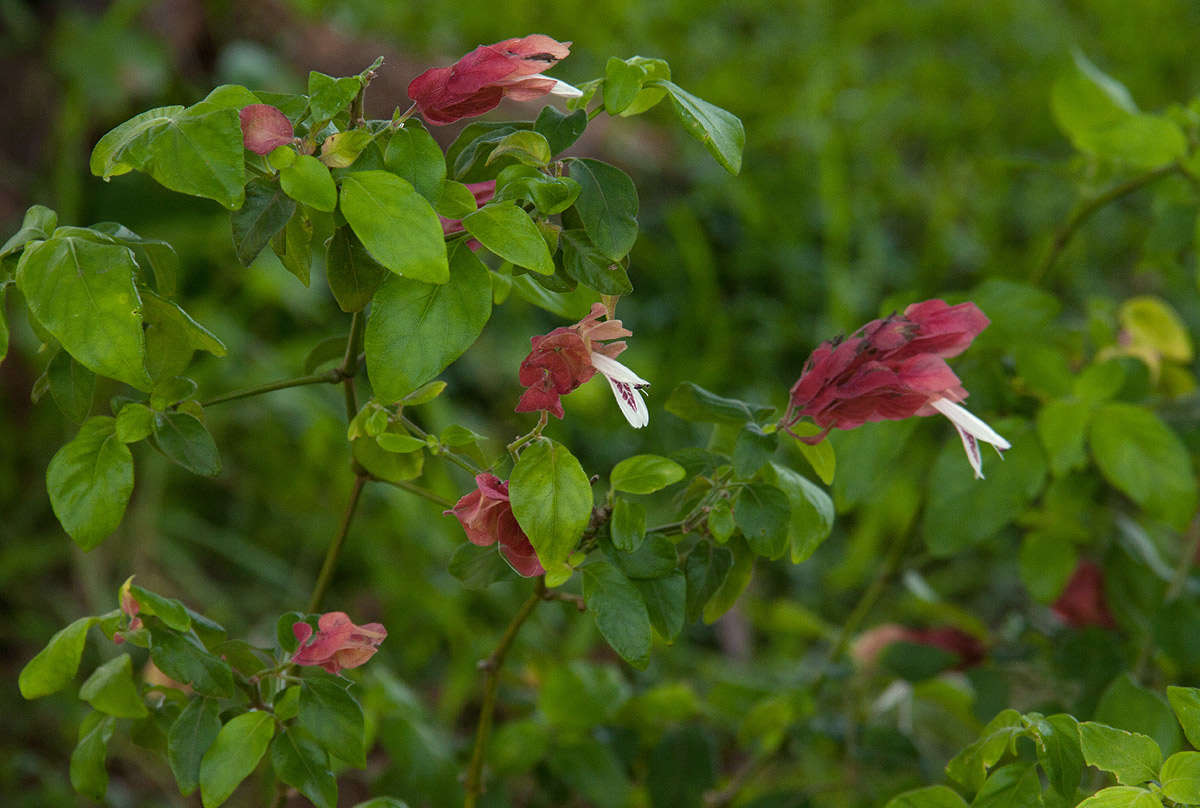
xmin=506 ymin=412 xmax=549 ymax=462
xmin=398 ymin=415 xmax=483 ymax=475
xmin=1030 ymin=163 xmax=1178 ymax=284
xmin=340 ymin=312 xmax=365 ymax=421
xmin=372 ymin=476 xmax=455 ymax=508
xmin=307 ymin=474 xmax=368 ymax=613
xmin=199 ymin=370 xmax=344 ymax=407
xmin=463 ymin=577 xmax=546 ymax=808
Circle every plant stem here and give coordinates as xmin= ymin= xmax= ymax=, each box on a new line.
xmin=340 ymin=312 xmax=365 ymax=421
xmin=1030 ymin=163 xmax=1178 ymax=284
xmin=399 ymin=415 xmax=482 ymax=475
xmin=506 ymin=412 xmax=549 ymax=462
xmin=1134 ymin=510 xmax=1200 ymax=679
xmin=372 ymin=476 xmax=455 ymax=508
xmin=463 ymin=578 xmax=546 ymax=808
xmin=307 ymin=474 xmax=368 ymax=613
xmin=200 ymin=370 xmax=343 ymax=408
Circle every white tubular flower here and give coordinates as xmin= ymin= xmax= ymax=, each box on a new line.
xmin=590 ymin=352 xmax=650 ymax=429
xmin=929 ymin=398 xmax=1011 ymax=479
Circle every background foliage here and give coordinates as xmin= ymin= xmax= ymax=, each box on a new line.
xmin=5 ymin=1 xmax=1200 ymax=806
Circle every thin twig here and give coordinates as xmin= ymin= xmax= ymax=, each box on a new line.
xmin=400 ymin=415 xmax=483 ymax=475
xmin=199 ymin=370 xmax=343 ymax=407
xmin=463 ymin=578 xmax=546 ymax=808
xmin=373 ymin=476 xmax=455 ymax=508
xmin=307 ymin=474 xmax=368 ymax=613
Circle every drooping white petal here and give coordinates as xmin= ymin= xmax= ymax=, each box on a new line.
xmin=591 ymin=352 xmax=649 ymax=428
xmin=547 ymin=78 xmax=584 ymax=98
xmin=929 ymin=397 xmax=1010 ymax=479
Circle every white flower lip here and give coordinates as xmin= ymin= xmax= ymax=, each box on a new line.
xmin=546 ymin=78 xmax=585 ymax=98
xmin=929 ymin=397 xmax=1010 ymax=479
xmin=590 ymin=352 xmax=650 ymax=428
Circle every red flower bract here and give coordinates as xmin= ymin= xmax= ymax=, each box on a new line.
xmin=784 ymin=299 xmax=989 ymax=441
xmin=851 ymin=623 xmax=986 ymax=671
xmin=291 ymin=612 xmax=387 ymax=674
xmin=1051 ymin=561 xmax=1116 ymax=629
xmin=446 ymin=473 xmax=544 ymax=577
xmin=408 ymin=34 xmax=574 ymax=126
xmin=239 ymin=104 xmax=294 ymax=155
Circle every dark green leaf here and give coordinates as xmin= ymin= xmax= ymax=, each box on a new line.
xmin=0 ymin=204 xmax=56 ymax=264
xmin=277 ymin=612 xmax=304 ymax=654
xmin=79 ymin=653 xmax=148 ymax=717
xmin=448 ymin=543 xmax=513 ymax=589
xmin=231 ymin=181 xmax=295 ymax=266
xmin=650 ymin=80 xmax=744 ymax=174
xmin=538 ymin=661 xmax=631 ymax=730
xmin=47 ymin=416 xmax=134 ymax=550
xmin=199 ymin=711 xmax=275 ymax=808
xmin=299 ymin=678 xmax=366 ymax=767
xmin=90 ymin=103 xmax=245 ymax=208
xmin=635 ymin=572 xmax=686 ymax=642
xmin=463 ymin=202 xmax=554 ymax=275
xmin=19 ymin=615 xmax=97 ymax=698
xmin=763 ymin=462 xmax=835 ymax=563
xmin=307 ymin=71 xmax=361 ymax=123
xmin=272 ymin=208 xmax=314 ymax=286
xmin=560 ymin=228 xmax=632 ymax=293
xmin=546 ymin=737 xmax=631 ymax=808
xmin=271 ymin=728 xmax=337 ymax=808
xmin=610 ymin=497 xmax=646 ymax=552
xmin=1168 ymin=686 xmax=1200 ymax=749
xmin=707 ymin=500 xmax=735 ymax=543
xmin=47 ymin=349 xmax=95 ymax=423
xmin=141 ymin=289 xmax=227 ymax=381
xmin=972 ymin=763 xmax=1041 ymax=808
xmin=702 ymin=536 xmax=753 ymax=623
xmin=583 ymin=561 xmax=652 ymax=668
xmin=945 ymin=709 xmax=1026 ymax=791
xmin=605 ymin=533 xmax=677 ymax=579
xmin=1037 ymin=399 xmax=1092 ymax=476
xmin=17 ymin=233 xmax=151 ymax=389
xmin=882 ymin=785 xmax=968 ymax=808
xmin=610 ymin=454 xmax=686 ymax=495
xmin=604 ymin=57 xmax=647 ymax=115
xmin=150 ymin=376 xmax=199 ymax=411
xmin=534 ymin=106 xmax=587 ymax=155
xmin=1029 ymin=713 xmax=1084 ymax=798
xmin=168 ymin=697 xmax=221 ymax=796
xmin=646 ymin=726 xmax=715 ymax=807
xmin=568 ymin=158 xmax=639 ymax=261
xmin=153 ymin=411 xmax=221 ymax=477
xmin=339 ymin=170 xmax=448 ymax=284
xmin=325 ymin=226 xmax=388 ymax=312
xmin=735 ymin=483 xmax=791 ymax=559
xmin=510 ymin=439 xmax=593 ymax=569
xmin=364 ymin=242 xmax=491 ymax=402
xmin=732 ymin=424 xmax=775 ymax=479
xmin=151 ymin=632 xmax=236 ymax=698
xmin=684 ymin=543 xmax=733 ymax=623
xmin=91 ymin=221 xmax=180 ymax=296
xmin=1095 ymin=674 xmax=1183 ymax=756
xmin=1019 ymin=532 xmax=1077 ymax=603
xmin=70 ymin=712 xmax=116 ymax=801
xmin=665 ymin=381 xmax=773 ymax=424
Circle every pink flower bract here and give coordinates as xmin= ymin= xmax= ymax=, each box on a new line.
xmin=408 ymin=34 xmax=578 ymax=126
xmin=1051 ymin=561 xmax=1116 ymax=629
xmin=446 ymin=473 xmax=544 ymax=577
xmin=239 ymin=104 xmax=294 ymax=155
xmin=291 ymin=612 xmax=387 ymax=674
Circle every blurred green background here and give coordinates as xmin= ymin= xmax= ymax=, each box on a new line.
xmin=5 ymin=0 xmax=1200 ymax=805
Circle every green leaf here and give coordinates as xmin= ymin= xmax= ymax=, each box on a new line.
xmin=733 ymin=423 xmax=775 ymax=479
xmin=539 ymin=661 xmax=631 ymax=730
xmin=1160 ymin=751 xmax=1200 ymax=804
xmin=486 ymin=130 xmax=551 ymax=167
xmin=280 ymin=155 xmax=337 ymax=212
xmin=1168 ymin=686 xmax=1200 ymax=749
xmin=114 ymin=404 xmax=151 ymax=444
xmin=634 ymin=571 xmax=686 ymax=642
xmin=364 ymin=242 xmax=491 ymax=402
xmin=299 ymin=678 xmax=366 ymax=767
xmin=448 ymin=543 xmax=512 ymax=589
xmin=353 ymin=434 xmax=424 ymax=482
xmin=666 ymin=381 xmax=773 ymax=424
xmin=383 ymin=121 xmax=446 ymax=201
xmin=231 ymin=181 xmax=295 ymax=266
xmin=1051 ymin=52 xmax=1137 ymax=141
xmin=1120 ymin=296 xmax=1193 ymax=362
xmin=325 ymin=225 xmax=388 ymax=312
xmin=883 ymin=785 xmax=968 ymax=808
xmin=605 ymin=533 xmax=676 ymax=579
xmin=547 ymin=737 xmax=631 ymax=808
xmin=151 ymin=632 xmax=236 ymax=698
xmin=16 ymin=233 xmax=151 ymax=389
xmin=375 ymin=433 xmax=425 ymax=453
xmin=70 ymin=712 xmax=116 ymax=801
xmin=735 ymin=482 xmax=791 ymax=558
xmin=153 ymin=411 xmax=221 ymax=477
xmin=0 ymin=204 xmax=56 ymax=264
xmin=1090 ymin=403 xmax=1196 ymax=528
xmin=79 ymin=654 xmax=147 ymax=717
xmin=91 ymin=221 xmax=180 ymax=296
xmin=945 ymin=709 xmax=1026 ymax=791
xmin=434 ymin=179 xmax=478 ymax=219
xmin=702 ymin=536 xmax=753 ymax=623
xmin=568 ymin=158 xmax=639 ymax=261
xmin=1037 ymin=398 xmax=1092 ymax=476
xmin=604 ymin=57 xmax=647 ymax=115
xmin=129 ymin=585 xmax=191 ymax=631
xmin=403 ymin=381 xmax=446 ymax=406
xmin=272 ymin=208 xmax=314 ymax=286
xmin=19 ymin=615 xmax=97 ymax=698
xmin=707 ymin=500 xmax=735 ymax=543
xmin=271 ymin=728 xmax=337 ymax=808
xmin=685 ymin=542 xmax=733 ymax=623
xmin=650 ymin=80 xmax=744 ymax=174
xmin=1075 ymin=787 xmax=1162 ymax=808
xmin=1095 ymin=674 xmax=1183 ymax=756
xmin=559 ymin=228 xmax=632 ymax=294
xmin=90 ymin=102 xmax=245 ymax=208
xmin=47 ymin=416 xmax=134 ymax=550
xmin=1029 ymin=713 xmax=1084 ymax=798
xmin=307 ymin=70 xmax=361 ymax=123
xmin=610 ymin=497 xmax=646 ymax=552
xmin=610 ymin=454 xmax=686 ymax=495
xmin=168 ymin=697 xmax=221 ymax=796
xmin=141 ymin=289 xmax=227 ymax=382
xmin=616 ymin=57 xmax=671 ymax=116
xmin=1019 ymin=532 xmax=1077 ymax=603
xmin=462 ymin=202 xmax=554 ymax=275
xmin=763 ymin=462 xmax=834 ymax=564
xmin=319 ymin=130 xmax=375 ymax=168
xmin=1075 ymin=359 xmax=1127 ymax=403
xmin=971 ymin=763 xmax=1041 ymax=808
xmin=582 ymin=561 xmax=652 ymax=668
xmin=1076 ymin=114 xmax=1187 ymax=169
xmin=199 ymin=711 xmax=275 ymax=808
xmin=1079 ymin=722 xmax=1162 ymax=785
xmin=534 ymin=106 xmax=588 ymax=155
xmin=0 ymin=286 xmax=8 ymax=364
xmin=47 ymin=349 xmax=95 ymax=423
xmin=339 ymin=170 xmax=448 ymax=284
xmin=510 ymin=439 xmax=593 ymax=569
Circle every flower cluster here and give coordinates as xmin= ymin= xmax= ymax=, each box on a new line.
xmin=291 ymin=612 xmax=388 ymax=674
xmin=408 ymin=34 xmax=581 ymax=126
xmin=516 ymin=302 xmax=650 ymax=428
xmin=447 ymin=473 xmax=544 ymax=577
xmin=782 ymin=299 xmax=1009 ymax=478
